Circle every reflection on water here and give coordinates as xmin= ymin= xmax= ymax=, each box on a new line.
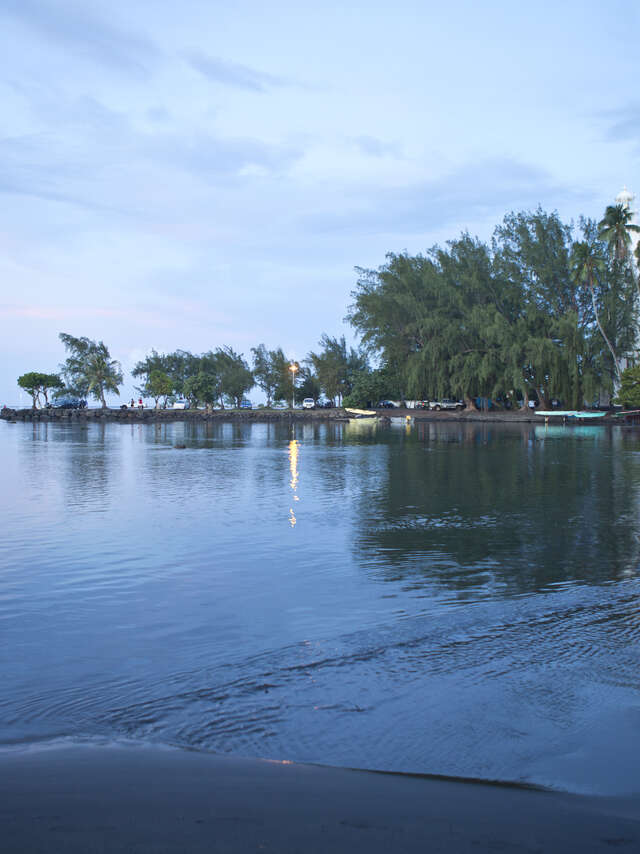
xmin=288 ymin=439 xmax=299 ymax=528
xmin=1 ymin=419 xmax=640 ymax=794
xmin=534 ymin=424 xmax=606 ymax=440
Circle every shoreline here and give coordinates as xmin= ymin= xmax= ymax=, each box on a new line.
xmin=1 ymin=741 xmax=638 ymax=852
xmin=0 ymin=405 xmax=624 ymax=426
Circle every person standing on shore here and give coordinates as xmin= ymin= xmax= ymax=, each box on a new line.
xmin=138 ymin=398 xmax=144 ymax=410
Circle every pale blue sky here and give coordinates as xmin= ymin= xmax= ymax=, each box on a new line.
xmin=1 ymin=0 xmax=638 ymax=403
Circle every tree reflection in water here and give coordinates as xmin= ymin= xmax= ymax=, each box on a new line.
xmin=349 ymin=421 xmax=640 ymax=598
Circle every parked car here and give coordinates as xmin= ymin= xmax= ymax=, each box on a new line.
xmin=51 ymin=397 xmax=86 ymax=409
xmin=240 ymin=399 xmax=252 ymax=409
xmin=377 ymin=400 xmax=396 ymax=409
xmin=429 ymin=399 xmax=464 ymax=411
xmin=172 ymin=399 xmax=190 ymax=410
xmin=320 ymin=400 xmax=334 ymax=408
xmin=302 ymin=398 xmax=315 ymax=409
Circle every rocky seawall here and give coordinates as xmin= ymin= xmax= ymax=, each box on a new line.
xmin=0 ymin=406 xmax=622 ymax=426
xmin=0 ymin=406 xmax=352 ymax=423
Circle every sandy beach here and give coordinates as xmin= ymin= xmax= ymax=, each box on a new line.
xmin=1 ymin=742 xmax=639 ymax=853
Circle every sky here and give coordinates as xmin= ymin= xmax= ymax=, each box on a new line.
xmin=1 ymin=0 xmax=639 ymax=404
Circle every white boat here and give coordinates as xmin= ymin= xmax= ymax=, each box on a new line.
xmin=534 ymin=410 xmax=606 ymax=419
xmin=345 ymin=408 xmax=377 ymax=419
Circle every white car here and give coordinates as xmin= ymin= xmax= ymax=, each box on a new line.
xmin=429 ymin=398 xmax=464 ymax=411
xmin=172 ymin=399 xmax=190 ymax=409
xmin=302 ymin=398 xmax=315 ymax=409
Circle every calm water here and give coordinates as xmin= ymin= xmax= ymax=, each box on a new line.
xmin=1 ymin=418 xmax=640 ymax=794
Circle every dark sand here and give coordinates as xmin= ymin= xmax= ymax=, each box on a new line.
xmin=1 ymin=743 xmax=639 ymax=852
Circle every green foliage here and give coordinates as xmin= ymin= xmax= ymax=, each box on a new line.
xmin=295 ymin=366 xmax=321 ymax=404
xmin=343 ymin=367 xmax=399 ymax=408
xmin=216 ymin=346 xmax=253 ymax=407
xmin=17 ymin=372 xmax=63 ymax=407
xmin=59 ymin=334 xmax=123 ymax=408
xmin=614 ymin=365 xmax=640 ymax=409
xmin=598 ymin=204 xmax=640 ymax=263
xmin=183 ymin=370 xmax=219 ymax=410
xmin=43 ymin=204 xmax=637 ymax=416
xmin=132 ymin=347 xmax=253 ymax=409
xmin=348 ymin=208 xmax=638 ymax=409
xmin=132 ymin=349 xmax=200 ymax=400
xmin=144 ymin=370 xmax=173 ymax=408
xmin=306 ymin=334 xmax=367 ymax=404
xmin=570 ymin=226 xmax=631 ymax=387
xmin=251 ymin=344 xmax=293 ymax=405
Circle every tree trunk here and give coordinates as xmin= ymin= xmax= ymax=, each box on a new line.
xmin=519 ymin=389 xmax=530 ymax=411
xmin=572 ymin=375 xmax=582 ymax=411
xmin=589 ymin=285 xmax=621 ymax=383
xmin=463 ymin=395 xmax=477 ymax=411
xmin=536 ymin=390 xmax=551 ymax=411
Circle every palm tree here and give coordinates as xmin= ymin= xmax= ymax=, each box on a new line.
xmin=598 ymin=204 xmax=640 ymax=264
xmin=59 ymin=333 xmax=124 ymax=408
xmin=85 ymin=347 xmax=124 ymax=408
xmin=571 ymin=241 xmax=621 ymax=383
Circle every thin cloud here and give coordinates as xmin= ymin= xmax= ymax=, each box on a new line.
xmin=149 ymin=132 xmax=303 ymax=181
xmin=351 ymin=135 xmax=403 ymax=158
xmin=0 ymin=116 xmax=304 ymax=215
xmin=599 ymin=103 xmax=640 ymax=147
xmin=303 ymin=157 xmax=586 ymax=237
xmin=0 ymin=0 xmax=159 ymax=74
xmin=184 ymin=50 xmax=289 ymax=92
xmin=0 ymin=131 xmax=135 ymax=214
xmin=0 ymin=305 xmax=127 ymax=320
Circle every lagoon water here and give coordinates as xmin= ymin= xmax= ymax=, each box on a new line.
xmin=1 ymin=418 xmax=640 ymax=794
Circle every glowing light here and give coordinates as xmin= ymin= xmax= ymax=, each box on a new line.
xmin=288 ymin=362 xmax=298 ymax=409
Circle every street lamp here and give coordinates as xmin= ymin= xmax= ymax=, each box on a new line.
xmin=288 ymin=363 xmax=298 ymax=410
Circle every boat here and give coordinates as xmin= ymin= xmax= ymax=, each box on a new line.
xmin=534 ymin=410 xmax=607 ymax=420
xmin=344 ymin=408 xmax=377 ymax=419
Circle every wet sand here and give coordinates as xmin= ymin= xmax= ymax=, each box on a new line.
xmin=1 ymin=743 xmax=639 ymax=852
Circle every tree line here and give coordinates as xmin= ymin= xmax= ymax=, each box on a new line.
xmin=16 ymin=201 xmax=640 ymax=411
xmin=16 ymin=333 xmax=366 ymax=409
xmin=349 ymin=203 xmax=640 ymax=409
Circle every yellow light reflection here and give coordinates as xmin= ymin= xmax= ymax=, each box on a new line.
xmin=288 ymin=439 xmax=299 ymax=527
xmin=289 ymin=439 xmax=299 ymax=491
